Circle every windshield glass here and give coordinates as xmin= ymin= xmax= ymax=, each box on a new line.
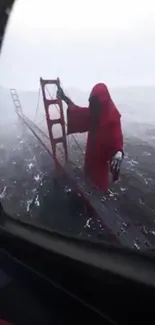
xmin=0 ymin=0 xmax=155 ymax=250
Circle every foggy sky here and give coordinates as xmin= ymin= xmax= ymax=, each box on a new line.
xmin=0 ymin=0 xmax=155 ymax=91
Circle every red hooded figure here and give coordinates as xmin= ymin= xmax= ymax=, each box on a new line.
xmin=57 ymin=83 xmax=123 ymax=192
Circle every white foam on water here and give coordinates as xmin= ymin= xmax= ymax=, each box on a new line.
xmin=34 ymin=194 xmax=40 ymax=207
xmin=0 ymin=186 xmax=7 ymax=199
xmin=34 ymin=174 xmax=42 ymax=182
xmin=27 ymin=163 xmax=33 ymax=169
xmin=84 ymin=218 xmax=91 ymax=228
xmin=143 ymin=151 xmax=151 ymax=156
xmin=26 ymin=199 xmax=33 ymax=212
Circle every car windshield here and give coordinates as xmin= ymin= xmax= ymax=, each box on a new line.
xmin=0 ymin=0 xmax=155 ymax=250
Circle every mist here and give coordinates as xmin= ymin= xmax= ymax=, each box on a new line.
xmin=0 ymin=0 xmax=155 ymax=90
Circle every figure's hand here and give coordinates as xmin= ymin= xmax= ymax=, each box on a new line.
xmin=56 ymin=87 xmax=66 ymax=101
xmin=110 ymin=151 xmax=123 ymax=174
xmin=56 ymin=87 xmax=72 ymax=105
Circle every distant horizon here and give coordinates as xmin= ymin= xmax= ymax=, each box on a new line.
xmin=1 ymin=83 xmax=155 ymax=93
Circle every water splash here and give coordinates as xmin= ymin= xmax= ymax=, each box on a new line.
xmin=64 ymin=186 xmax=72 ymax=194
xmin=0 ymin=186 xmax=7 ymax=199
xmin=34 ymin=174 xmax=42 ymax=182
xmin=84 ymin=218 xmax=91 ymax=228
xmin=34 ymin=194 xmax=40 ymax=207
xmin=143 ymin=151 xmax=151 ymax=156
xmin=149 ymin=230 xmax=155 ymax=236
xmin=27 ymin=163 xmax=33 ymax=170
xmin=133 ymin=241 xmax=140 ymax=250
xmin=120 ymin=187 xmax=127 ymax=192
xmin=128 ymin=159 xmax=138 ymax=167
xmin=26 ymin=199 xmax=33 ymax=212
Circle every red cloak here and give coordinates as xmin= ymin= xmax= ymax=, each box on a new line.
xmin=67 ymin=83 xmax=123 ymax=192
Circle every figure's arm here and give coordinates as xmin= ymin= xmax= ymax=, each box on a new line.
xmin=112 ymin=119 xmax=124 ymax=156
xmin=57 ymin=86 xmax=74 ymax=105
xmin=57 ymin=87 xmax=90 ymax=134
xmin=109 ymin=119 xmax=124 ymax=181
xmin=67 ymin=103 xmax=90 ymax=134
xmin=61 ymin=94 xmax=75 ymax=106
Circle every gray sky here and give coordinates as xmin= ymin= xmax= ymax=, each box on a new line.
xmin=0 ymin=0 xmax=155 ymax=91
